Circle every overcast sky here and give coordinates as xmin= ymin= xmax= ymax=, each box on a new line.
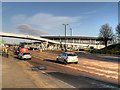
xmin=1 ymin=1 xmax=119 ymax=43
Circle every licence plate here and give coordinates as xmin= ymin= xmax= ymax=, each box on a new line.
xmin=25 ymin=56 xmax=30 ymax=58
xmin=72 ymin=60 xmax=76 ymax=62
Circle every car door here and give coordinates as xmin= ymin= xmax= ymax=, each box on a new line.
xmin=61 ymin=53 xmax=66 ymax=62
xmin=62 ymin=53 xmax=67 ymax=61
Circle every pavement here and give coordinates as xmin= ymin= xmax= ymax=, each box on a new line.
xmin=0 ymin=54 xmax=2 ymax=90
xmin=2 ymin=55 xmax=37 ymax=88
xmin=2 ymin=54 xmax=75 ymax=88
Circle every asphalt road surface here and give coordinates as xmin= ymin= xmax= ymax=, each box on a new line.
xmin=27 ymin=50 xmax=119 ymax=89
xmin=76 ymin=51 xmax=120 ymax=62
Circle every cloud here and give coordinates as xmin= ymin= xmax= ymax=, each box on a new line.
xmin=26 ymin=13 xmax=80 ymax=30
xmin=17 ymin=24 xmax=48 ymax=36
xmin=12 ymin=13 xmax=81 ymax=35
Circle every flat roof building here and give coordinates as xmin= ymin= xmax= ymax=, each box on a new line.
xmin=41 ymin=36 xmax=104 ymax=45
xmin=20 ymin=36 xmax=109 ymax=50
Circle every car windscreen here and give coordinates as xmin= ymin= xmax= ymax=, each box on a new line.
xmin=67 ymin=53 xmax=76 ymax=56
xmin=23 ymin=53 xmax=30 ymax=55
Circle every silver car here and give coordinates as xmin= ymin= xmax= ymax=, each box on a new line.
xmin=18 ymin=52 xmax=31 ymax=60
xmin=56 ymin=52 xmax=78 ymax=64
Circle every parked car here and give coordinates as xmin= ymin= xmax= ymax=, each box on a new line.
xmin=18 ymin=52 xmax=31 ymax=60
xmin=56 ymin=52 xmax=78 ymax=64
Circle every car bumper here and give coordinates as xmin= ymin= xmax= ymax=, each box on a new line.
xmin=67 ymin=59 xmax=78 ymax=63
xmin=22 ymin=56 xmax=31 ymax=60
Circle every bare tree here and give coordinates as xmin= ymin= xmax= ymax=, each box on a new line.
xmin=116 ymin=24 xmax=120 ymax=43
xmin=99 ymin=24 xmax=113 ymax=47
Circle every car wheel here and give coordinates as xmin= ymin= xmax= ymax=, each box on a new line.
xmin=56 ymin=58 xmax=59 ymax=63
xmin=64 ymin=60 xmax=67 ymax=65
xmin=74 ymin=62 xmax=78 ymax=64
xmin=20 ymin=56 xmax=23 ymax=60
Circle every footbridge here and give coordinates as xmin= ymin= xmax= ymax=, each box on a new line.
xmin=0 ymin=32 xmax=91 ymax=46
xmin=0 ymin=32 xmax=104 ymax=49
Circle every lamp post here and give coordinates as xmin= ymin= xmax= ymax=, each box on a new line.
xmin=70 ymin=28 xmax=72 ymax=50
xmin=70 ymin=28 xmax=72 ymax=36
xmin=62 ymin=24 xmax=69 ymax=51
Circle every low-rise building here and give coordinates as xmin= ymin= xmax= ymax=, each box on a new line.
xmin=20 ymin=36 xmax=109 ymax=50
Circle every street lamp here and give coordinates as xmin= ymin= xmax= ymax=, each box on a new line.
xmin=70 ymin=28 xmax=72 ymax=36
xmin=62 ymin=24 xmax=69 ymax=51
xmin=70 ymin=28 xmax=72 ymax=50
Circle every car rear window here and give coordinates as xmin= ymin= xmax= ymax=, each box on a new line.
xmin=67 ymin=53 xmax=76 ymax=56
xmin=23 ymin=53 xmax=30 ymax=55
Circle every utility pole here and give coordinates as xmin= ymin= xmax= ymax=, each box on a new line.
xmin=70 ymin=28 xmax=72 ymax=36
xmin=62 ymin=24 xmax=69 ymax=51
xmin=70 ymin=28 xmax=72 ymax=50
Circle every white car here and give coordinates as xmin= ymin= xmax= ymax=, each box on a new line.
xmin=18 ymin=52 xmax=31 ymax=60
xmin=56 ymin=52 xmax=78 ymax=64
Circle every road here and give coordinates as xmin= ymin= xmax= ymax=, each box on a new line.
xmin=26 ymin=50 xmax=119 ymax=89
xmin=2 ymin=50 xmax=119 ymax=89
xmin=76 ymin=51 xmax=120 ymax=62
